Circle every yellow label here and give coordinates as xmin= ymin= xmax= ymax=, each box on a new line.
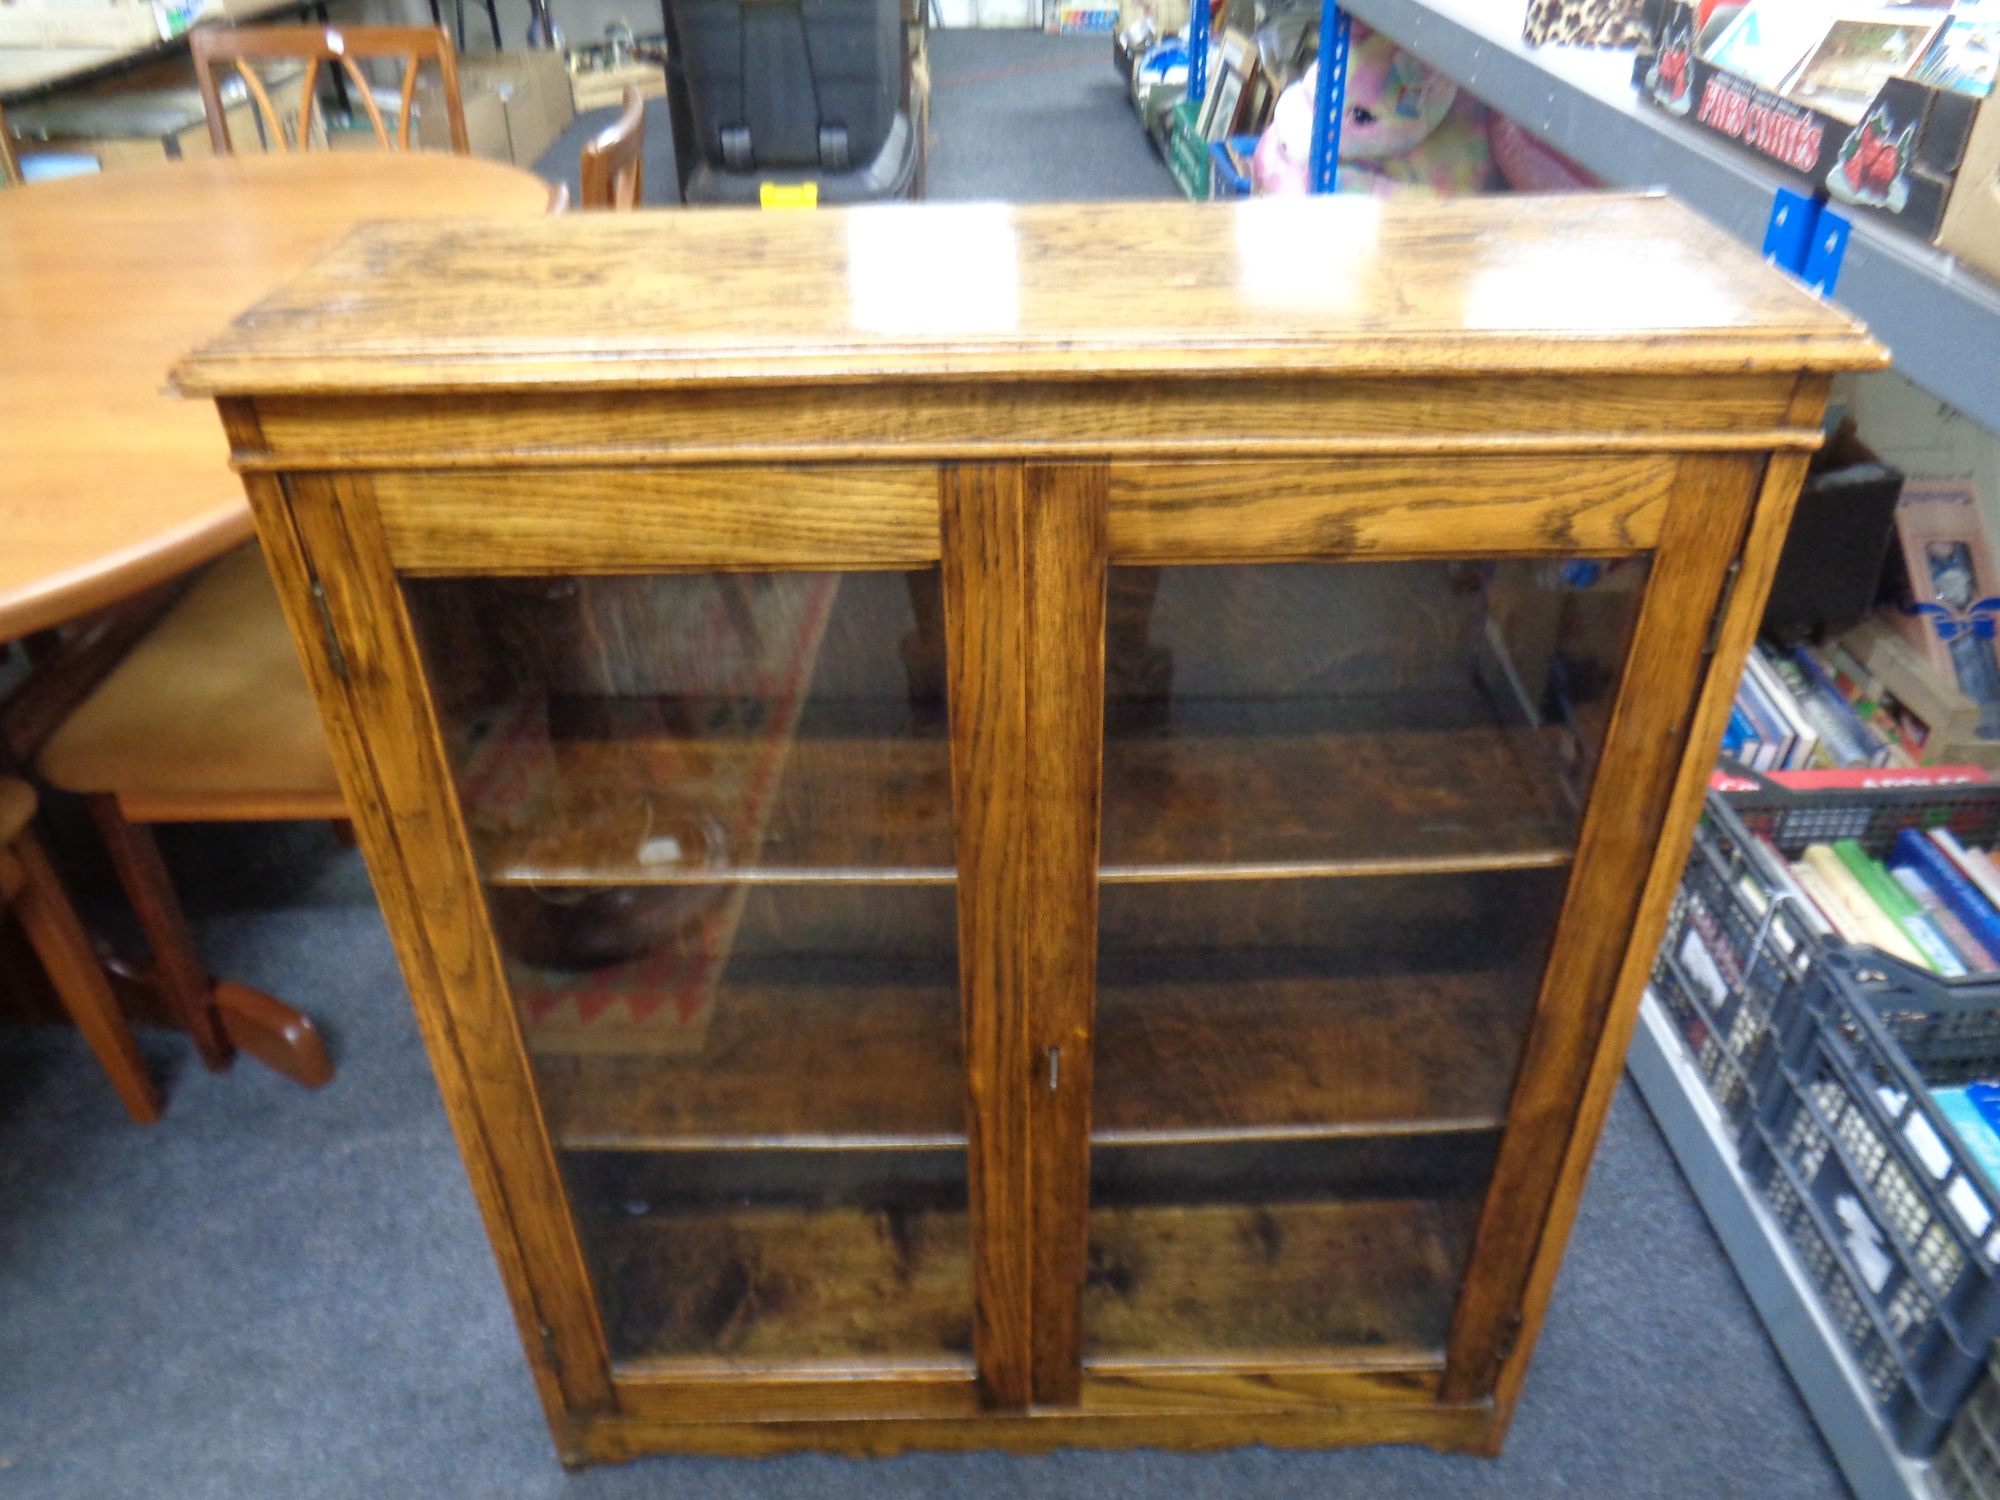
xmin=759 ymin=182 xmax=820 ymax=210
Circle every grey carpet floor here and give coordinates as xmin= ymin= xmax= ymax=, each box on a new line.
xmin=924 ymin=30 xmax=1177 ymax=202
xmin=3 ymin=29 xmax=1851 ymax=1500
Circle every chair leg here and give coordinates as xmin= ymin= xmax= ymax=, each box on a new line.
xmin=85 ymin=796 xmax=334 ymax=1090
xmin=5 ymin=836 xmax=163 ymax=1124
xmin=86 ymin=795 xmax=233 ymax=1071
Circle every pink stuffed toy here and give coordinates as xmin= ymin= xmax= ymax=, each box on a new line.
xmin=1340 ymin=21 xmax=1456 ymax=161
xmin=1375 ymin=91 xmax=1499 ymax=196
xmin=1251 ymin=22 xmax=1460 ymax=197
xmin=1488 ymin=113 xmax=1601 ymax=193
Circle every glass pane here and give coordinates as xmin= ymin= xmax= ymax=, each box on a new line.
xmin=405 ymin=570 xmax=970 ymax=1367
xmin=1088 ymin=557 xmax=1649 ymax=1363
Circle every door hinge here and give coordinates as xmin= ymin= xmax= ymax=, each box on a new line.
xmin=1493 ymin=1309 xmax=1525 ymax=1371
xmin=1046 ymin=1045 xmax=1061 ymax=1092
xmin=1703 ymin=558 xmax=1743 ymax=661
xmin=540 ymin=1322 xmax=563 ymax=1376
xmin=310 ymin=576 xmax=350 ymax=683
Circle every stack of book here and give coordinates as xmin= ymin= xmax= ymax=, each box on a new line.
xmin=1753 ymin=824 xmax=2000 ymax=978
xmin=1724 ymin=640 xmax=1929 ymax=771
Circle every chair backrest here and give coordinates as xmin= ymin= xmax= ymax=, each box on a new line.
xmin=579 ymin=85 xmax=645 ymax=211
xmin=0 ymin=103 xmax=21 ymax=187
xmin=190 ymin=25 xmax=469 ymax=156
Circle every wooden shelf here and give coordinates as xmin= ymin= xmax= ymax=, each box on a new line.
xmin=576 ymin=1201 xmax=975 ymax=1365
xmin=469 ymin=709 xmax=957 ymax=886
xmin=1102 ymin=696 xmax=1577 ymax=877
xmin=465 ymin=694 xmax=1574 ymax=886
xmin=568 ymin=1155 xmax=1483 ymax=1367
xmin=1083 ymin=1195 xmax=1481 ymax=1359
xmin=1094 ymin=969 xmax=1538 ymax=1140
xmin=529 ymin=955 xmax=1541 ymax=1150
xmin=529 ymin=968 xmax=965 ymax=1151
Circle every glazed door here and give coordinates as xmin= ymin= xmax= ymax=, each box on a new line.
xmin=278 ymin=467 xmax=1007 ymax=1421
xmin=1001 ymin=454 xmax=1771 ymax=1410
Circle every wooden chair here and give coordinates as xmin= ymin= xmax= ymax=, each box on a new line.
xmin=38 ymin=543 xmax=338 ymax=1091
xmin=0 ymin=102 xmax=21 ymax=187
xmin=1 ymin=777 xmax=162 ymax=1123
xmin=580 ymin=85 xmax=645 ymax=210
xmin=191 ymin=24 xmax=469 ymax=155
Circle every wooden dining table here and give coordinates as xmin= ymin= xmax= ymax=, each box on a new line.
xmin=0 ymin=150 xmax=552 ymax=641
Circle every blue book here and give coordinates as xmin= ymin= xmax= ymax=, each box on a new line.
xmin=1791 ymin=645 xmax=1888 ymax=766
xmin=1934 ymin=1088 xmax=2000 ymax=1188
xmin=1892 ymin=827 xmax=2000 ymax=960
xmin=1724 ymin=704 xmax=1756 ymax=761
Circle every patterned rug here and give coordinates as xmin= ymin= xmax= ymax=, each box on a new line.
xmin=455 ymin=573 xmax=841 ymax=1055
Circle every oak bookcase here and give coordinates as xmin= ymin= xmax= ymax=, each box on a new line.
xmin=173 ymin=194 xmax=1881 ymax=1464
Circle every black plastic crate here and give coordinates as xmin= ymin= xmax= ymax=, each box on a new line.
xmin=1939 ymin=1351 xmax=2000 ymax=1500
xmin=1656 ymin=768 xmax=2000 ymax=1454
xmin=1742 ymin=961 xmax=2000 ymax=1454
xmin=1650 ymin=796 xmax=1816 ymax=1127
xmin=1718 ymin=760 xmax=2000 ymax=861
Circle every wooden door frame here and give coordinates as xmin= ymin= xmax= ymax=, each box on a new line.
xmin=238 ymin=444 xmax=997 ymax=1442
xmin=942 ymin=461 xmax=1107 ymax=1407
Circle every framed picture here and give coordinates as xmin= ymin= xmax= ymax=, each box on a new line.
xmin=1703 ymin=1 xmax=1833 ymax=91
xmin=1198 ymin=29 xmax=1252 ymax=142
xmin=1911 ymin=17 xmax=2000 ymax=99
xmin=1782 ymin=12 xmax=1948 ymax=122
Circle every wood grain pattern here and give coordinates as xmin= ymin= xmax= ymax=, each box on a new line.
xmin=275 ymin=472 xmax=617 ymax=1420
xmin=234 ymin=375 xmax=1813 ymax=471
xmin=203 ymin=192 xmax=1875 ymax=1461
xmin=574 ymin=1202 xmax=973 ymax=1364
xmin=1483 ymin=375 xmax=1836 ymax=1445
xmin=1080 ymin=1358 xmax=1440 ymax=1414
xmin=1107 ymin=455 xmax=1673 ymax=561
xmin=1021 ymin=466 xmax=1107 ymax=1406
xmin=456 ymin=716 xmax=1571 ymax=887
xmin=243 ymin=463 xmax=604 ymax=1443
xmin=525 ymin=960 xmax=1534 ymax=1151
xmin=1092 ymin=970 xmax=1535 ymax=1140
xmin=0 ymin=153 xmax=548 ymax=640
xmin=616 ymin=1365 xmax=979 ymax=1423
xmin=375 ymin=468 xmax=941 ymax=573
xmin=1439 ymin=452 xmax=1767 ymax=1403
xmin=173 ymin=197 xmax=1883 ymax=397
xmin=572 ymin=1399 xmax=1495 ymax=1460
xmin=942 ymin=462 xmax=1036 ymax=1410
xmin=1085 ymin=1197 xmax=1478 ymax=1360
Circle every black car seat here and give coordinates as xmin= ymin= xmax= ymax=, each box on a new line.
xmin=663 ymin=0 xmax=918 ymax=203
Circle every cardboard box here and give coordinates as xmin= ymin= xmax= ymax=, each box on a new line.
xmin=0 ymin=0 xmax=166 ymax=50
xmin=0 ymin=0 xmax=246 ymax=49
xmin=8 ymin=86 xmax=262 ymax=170
xmin=1939 ymin=96 xmax=2000 ymax=281
xmin=1843 ymin=615 xmax=2000 ymax=772
xmin=414 ymin=49 xmax=574 ymax=167
xmin=566 ymin=57 xmax=665 ymax=114
xmin=1637 ymin=0 xmax=2000 ymax=249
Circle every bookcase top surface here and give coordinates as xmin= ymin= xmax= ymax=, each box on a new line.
xmin=173 ymin=193 xmax=1885 ymax=396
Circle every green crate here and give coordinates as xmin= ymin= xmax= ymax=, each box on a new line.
xmin=1166 ymin=99 xmax=1210 ymax=201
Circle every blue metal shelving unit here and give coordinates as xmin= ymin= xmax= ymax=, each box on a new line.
xmin=1185 ymin=0 xmax=1349 ymax=191
xmin=1308 ymin=4 xmax=1351 ymax=193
